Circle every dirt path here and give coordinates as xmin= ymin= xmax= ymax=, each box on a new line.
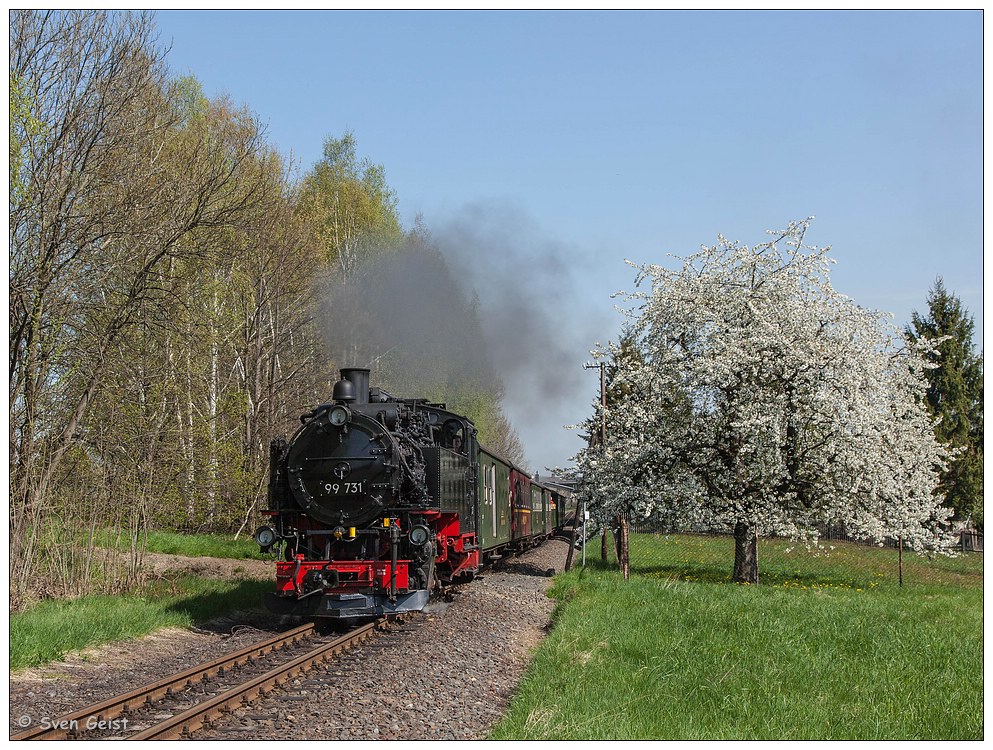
xmin=139 ymin=551 xmax=273 ymax=580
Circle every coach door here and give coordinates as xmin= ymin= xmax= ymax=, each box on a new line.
xmin=511 ymin=472 xmax=532 ymax=540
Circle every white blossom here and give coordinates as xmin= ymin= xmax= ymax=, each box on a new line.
xmin=576 ymin=219 xmax=955 ymax=559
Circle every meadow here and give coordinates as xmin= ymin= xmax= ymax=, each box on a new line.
xmin=10 ymin=575 xmax=272 ymax=670
xmin=94 ymin=528 xmax=267 ymax=560
xmin=10 ymin=531 xmax=271 ymax=671
xmin=491 ymin=533 xmax=983 ymax=740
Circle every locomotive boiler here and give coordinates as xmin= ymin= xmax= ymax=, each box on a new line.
xmin=257 ymin=368 xmax=576 ymax=620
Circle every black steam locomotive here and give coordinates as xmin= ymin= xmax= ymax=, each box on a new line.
xmin=256 ymin=368 xmax=575 ymax=619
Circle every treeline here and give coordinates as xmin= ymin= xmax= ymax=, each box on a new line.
xmin=9 ymin=10 xmax=520 ymax=607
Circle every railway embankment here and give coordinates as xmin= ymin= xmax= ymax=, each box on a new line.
xmin=9 ymin=539 xmax=571 ymax=740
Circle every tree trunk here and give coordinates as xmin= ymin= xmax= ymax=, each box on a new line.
xmin=206 ymin=285 xmax=219 ymax=527
xmin=619 ymin=515 xmax=630 ymax=580
xmin=733 ymin=522 xmax=758 ymax=584
xmin=601 ymin=528 xmax=609 ymax=561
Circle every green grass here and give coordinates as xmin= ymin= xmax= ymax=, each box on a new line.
xmin=10 ymin=530 xmax=271 ymax=670
xmin=628 ymin=532 xmax=984 ymax=591
xmin=491 ymin=535 xmax=983 ymax=740
xmin=10 ymin=576 xmax=271 ymax=671
xmin=95 ymin=528 xmax=268 ymax=560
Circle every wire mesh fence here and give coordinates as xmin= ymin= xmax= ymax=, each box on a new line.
xmin=584 ymin=524 xmax=983 ymax=591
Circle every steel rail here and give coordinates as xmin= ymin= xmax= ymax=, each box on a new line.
xmin=10 ymin=622 xmax=317 ymax=741
xmin=126 ymin=619 xmax=382 ymax=740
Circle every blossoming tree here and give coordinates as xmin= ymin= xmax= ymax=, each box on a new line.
xmin=578 ymin=219 xmax=955 ymax=583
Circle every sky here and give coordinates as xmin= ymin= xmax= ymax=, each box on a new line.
xmin=153 ymin=9 xmax=984 ymax=473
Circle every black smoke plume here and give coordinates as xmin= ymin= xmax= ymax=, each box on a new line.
xmin=319 ymin=203 xmax=605 ymax=471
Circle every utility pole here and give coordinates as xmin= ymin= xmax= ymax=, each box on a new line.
xmin=564 ymin=363 xmax=594 ymax=572
xmin=586 ymin=360 xmax=630 ymax=580
xmin=584 ymin=361 xmax=613 ymax=570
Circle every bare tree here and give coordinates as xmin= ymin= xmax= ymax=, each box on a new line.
xmin=9 ymin=10 xmax=275 ymax=604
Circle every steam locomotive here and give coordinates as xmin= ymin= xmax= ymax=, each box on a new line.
xmin=256 ymin=367 xmax=576 ymax=619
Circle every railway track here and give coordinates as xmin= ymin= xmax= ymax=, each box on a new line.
xmin=11 ymin=619 xmax=387 ymax=741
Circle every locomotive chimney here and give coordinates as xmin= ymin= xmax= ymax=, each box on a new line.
xmin=340 ymin=367 xmax=370 ymax=405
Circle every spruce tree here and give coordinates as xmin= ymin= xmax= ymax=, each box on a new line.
xmin=907 ymin=278 xmax=984 ymax=527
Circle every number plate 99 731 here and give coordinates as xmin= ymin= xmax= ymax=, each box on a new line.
xmin=324 ymin=482 xmax=363 ymax=494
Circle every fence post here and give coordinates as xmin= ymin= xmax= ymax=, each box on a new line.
xmin=565 ymin=496 xmax=583 ymax=572
xmin=898 ymin=536 xmax=903 ymax=588
xmin=620 ymin=515 xmax=630 ymax=580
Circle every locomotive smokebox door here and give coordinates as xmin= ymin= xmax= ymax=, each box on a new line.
xmin=285 ymin=410 xmax=396 ymax=527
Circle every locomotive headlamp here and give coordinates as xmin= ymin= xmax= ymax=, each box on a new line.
xmin=254 ymin=526 xmax=278 ymax=550
xmin=329 ymin=405 xmax=351 ymax=427
xmin=408 ymin=524 xmax=430 ymax=547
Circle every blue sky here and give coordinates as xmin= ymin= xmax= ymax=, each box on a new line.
xmin=154 ymin=10 xmax=984 ymax=470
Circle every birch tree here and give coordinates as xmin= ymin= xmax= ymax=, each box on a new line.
xmin=9 ymin=10 xmax=275 ymax=601
xmin=296 ymin=131 xmax=403 ymax=279
xmin=578 ymin=219 xmax=955 ymax=583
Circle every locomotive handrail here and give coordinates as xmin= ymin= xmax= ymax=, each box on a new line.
xmin=302 ymin=455 xmax=378 ymax=461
